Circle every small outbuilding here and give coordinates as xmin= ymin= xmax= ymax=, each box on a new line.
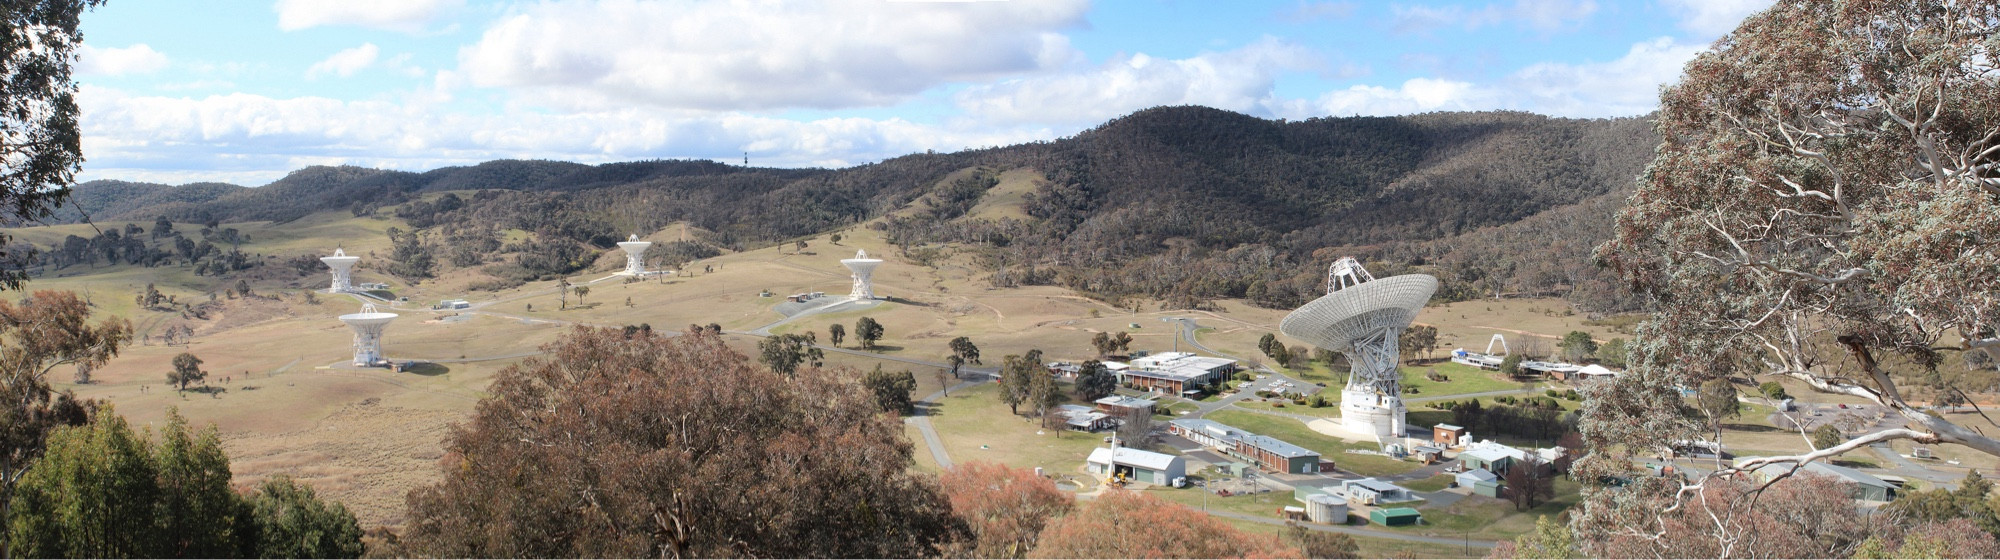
xmin=1457 ymin=467 xmax=1498 ymax=489
xmin=1086 ymin=447 xmax=1187 ymax=486
xmin=1433 ymin=423 xmax=1466 ymax=447
xmin=1370 ymin=507 xmax=1423 ymax=526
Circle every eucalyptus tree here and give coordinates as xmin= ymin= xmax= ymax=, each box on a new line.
xmin=1585 ymin=0 xmax=2000 ymax=554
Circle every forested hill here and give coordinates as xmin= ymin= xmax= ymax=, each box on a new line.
xmin=53 ymin=106 xmax=1659 ymax=312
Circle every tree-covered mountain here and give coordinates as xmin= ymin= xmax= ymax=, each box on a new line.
xmin=56 ymin=106 xmax=1659 ymax=312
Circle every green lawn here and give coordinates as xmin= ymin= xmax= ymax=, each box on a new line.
xmin=1233 ymin=399 xmax=1341 ymax=417
xmin=1201 ymin=410 xmax=1424 ymax=478
xmin=1402 ymin=474 xmax=1455 ymax=492
xmin=1144 ymin=486 xmax=1293 ymax=519
xmin=1391 ymin=478 xmax=1583 ymax=540
xmin=926 ymin=383 xmax=1113 ymax=476
xmin=1264 ymin=361 xmax=1529 ymax=398
xmin=1401 ymin=361 xmax=1533 ymax=397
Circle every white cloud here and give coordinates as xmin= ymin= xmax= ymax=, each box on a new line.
xmin=274 ymin=0 xmax=462 ymax=33
xmin=75 ymin=85 xmax=1053 ymax=185
xmin=1391 ymin=0 xmax=1597 ymax=34
xmin=454 ymin=0 xmax=1089 ymax=112
xmin=1308 ymin=78 xmax=1499 ymax=117
xmin=1276 ymin=1 xmax=1357 ymax=22
xmin=1504 ymin=36 xmax=1704 ymax=117
xmin=1296 ymin=36 xmax=1702 ymax=118
xmin=954 ymin=38 xmax=1320 ymax=126
xmin=77 ymin=44 xmax=168 ymax=76
xmin=1659 ymin=0 xmax=1774 ymax=37
xmin=306 ymin=44 xmax=380 ymax=79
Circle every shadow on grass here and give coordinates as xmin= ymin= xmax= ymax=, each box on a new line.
xmin=857 ymin=345 xmax=904 ymax=353
xmin=1721 ymin=423 xmax=1784 ymax=433
xmin=404 ymin=362 xmax=451 ymax=376
xmin=883 ymin=297 xmax=932 ymax=308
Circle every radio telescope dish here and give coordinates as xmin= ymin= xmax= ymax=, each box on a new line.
xmin=1280 ymin=257 xmax=1436 ymax=440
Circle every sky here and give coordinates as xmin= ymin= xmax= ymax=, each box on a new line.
xmin=73 ymin=0 xmax=1775 ymax=186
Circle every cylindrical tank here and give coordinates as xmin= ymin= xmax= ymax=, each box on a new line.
xmin=1306 ymin=494 xmax=1348 ymax=524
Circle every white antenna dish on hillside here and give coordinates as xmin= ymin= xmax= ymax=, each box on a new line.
xmin=337 ymin=303 xmax=398 ymax=367
xmin=841 ymin=249 xmax=883 ymax=300
xmin=321 ymin=247 xmax=360 ymax=293
xmin=1281 ymin=257 xmax=1437 ymax=440
xmin=617 ymin=234 xmax=652 ymax=276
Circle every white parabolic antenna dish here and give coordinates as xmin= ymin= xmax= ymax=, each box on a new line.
xmin=1278 ymin=258 xmax=1436 ymax=440
xmin=1278 ymin=275 xmax=1437 ymax=353
xmin=338 ymin=306 xmax=398 ymax=326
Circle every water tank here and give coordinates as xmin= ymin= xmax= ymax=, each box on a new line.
xmin=1305 ymin=494 xmax=1348 ymax=524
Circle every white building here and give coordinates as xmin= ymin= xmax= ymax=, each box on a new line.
xmin=1341 ymin=478 xmax=1412 ymax=505
xmin=1055 ymin=404 xmax=1116 ymax=431
xmin=1121 ymin=352 xmax=1237 ymax=395
xmin=1085 ymin=446 xmax=1187 ymax=485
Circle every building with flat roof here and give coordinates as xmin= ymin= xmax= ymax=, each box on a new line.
xmin=1121 ymin=352 xmax=1236 ymax=395
xmin=1086 ymin=446 xmax=1186 ymax=486
xmin=1433 ymin=424 xmax=1466 ymax=446
xmin=1344 ymin=478 xmax=1413 ymax=505
xmin=1094 ymin=395 xmax=1157 ymax=416
xmin=1167 ymin=418 xmax=1321 ymax=474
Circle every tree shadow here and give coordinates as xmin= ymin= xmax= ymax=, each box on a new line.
xmin=188 ymin=386 xmax=227 ymax=398
xmin=860 ymin=345 xmax=905 ymax=353
xmin=404 ymin=362 xmax=451 ymax=376
xmin=1720 ymin=423 xmax=1783 ymax=433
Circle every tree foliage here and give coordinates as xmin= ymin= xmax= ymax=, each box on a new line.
xmin=0 ymin=290 xmax=129 ymax=551
xmin=949 ymin=336 xmax=982 ymax=366
xmin=862 ymin=365 xmax=918 ymax=415
xmin=397 ymin=326 xmax=967 ymax=558
xmin=1028 ymin=489 xmax=1295 ymax=558
xmin=1556 ymin=331 xmax=1596 ymax=363
xmin=6 ymin=407 xmax=359 ymax=558
xmin=0 ymin=0 xmax=101 ymax=290
xmin=168 ymin=352 xmax=206 ymax=391
xmin=827 ymin=323 xmax=845 ymax=347
xmin=855 ymin=316 xmax=885 ymax=349
xmin=1072 ymin=360 xmax=1116 ymax=403
xmin=757 ymin=332 xmax=822 ymax=377
xmin=1284 ymin=520 xmax=1358 ymax=559
xmin=939 ymin=461 xmax=1072 ymax=559
xmin=246 ymin=475 xmax=364 ymax=559
xmin=1584 ymin=3 xmax=2000 ymax=546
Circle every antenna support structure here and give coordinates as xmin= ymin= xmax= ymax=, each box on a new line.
xmin=1280 ymin=257 xmax=1437 ymax=441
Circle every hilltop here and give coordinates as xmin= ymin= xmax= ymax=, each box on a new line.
xmin=43 ymin=106 xmax=1658 ymax=313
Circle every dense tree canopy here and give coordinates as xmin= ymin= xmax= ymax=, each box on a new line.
xmin=5 ymin=407 xmax=359 ymax=558
xmin=1028 ymin=489 xmax=1294 ymax=558
xmin=939 ymin=461 xmax=1072 ymax=559
xmin=1584 ymin=0 xmax=2000 ymax=554
xmin=397 ymin=326 xmax=967 ymax=558
xmin=0 ymin=290 xmax=129 ymax=553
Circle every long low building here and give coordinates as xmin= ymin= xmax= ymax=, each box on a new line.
xmin=1086 ymin=446 xmax=1187 ymax=486
xmin=1168 ymin=418 xmax=1323 ymax=474
xmin=1120 ymin=352 xmax=1237 ymax=395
